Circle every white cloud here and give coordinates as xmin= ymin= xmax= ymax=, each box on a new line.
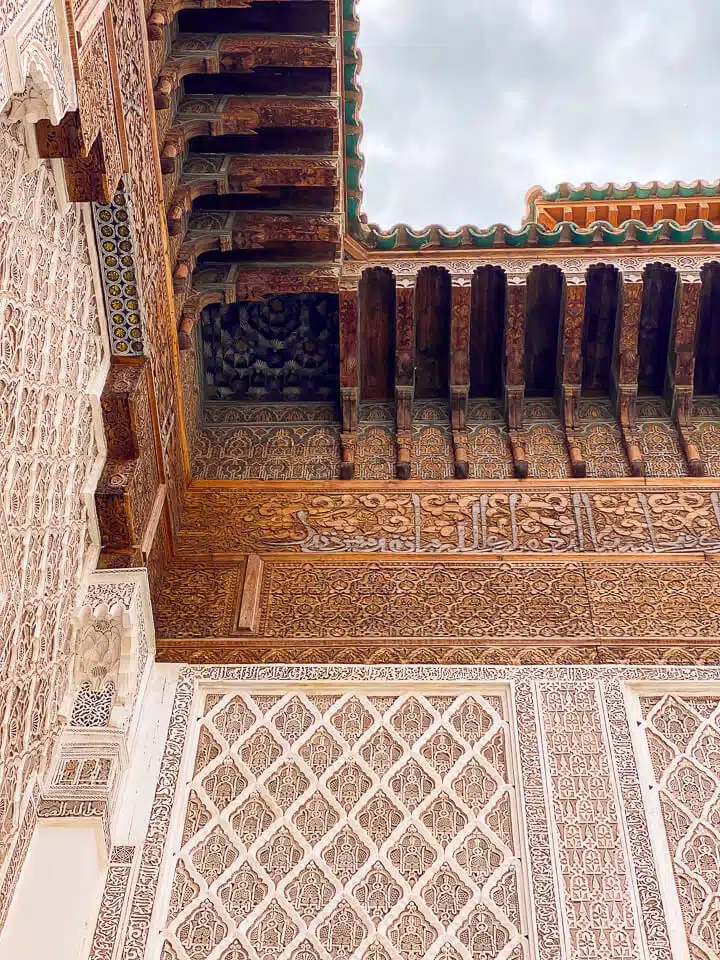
xmin=356 ymin=0 xmax=719 ymax=228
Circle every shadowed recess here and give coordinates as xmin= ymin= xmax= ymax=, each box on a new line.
xmin=178 ymin=3 xmax=330 ymax=35
xmin=695 ymin=262 xmax=720 ymax=396
xmin=415 ymin=266 xmax=451 ymax=399
xmin=638 ymin=264 xmax=676 ymax=396
xmin=582 ymin=265 xmax=621 ymax=396
xmin=189 ymin=131 xmax=336 ymax=155
xmin=525 ymin=265 xmax=563 ymax=396
xmin=359 ymin=267 xmax=396 ymax=401
xmin=197 ymin=242 xmax=337 ymax=264
xmin=183 ymin=68 xmax=333 ymax=98
xmin=201 ymin=294 xmax=339 ymax=403
xmin=192 ymin=189 xmax=336 ymax=213
xmin=470 ymin=266 xmax=506 ymax=399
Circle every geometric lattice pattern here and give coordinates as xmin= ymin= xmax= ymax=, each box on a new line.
xmin=160 ymin=689 xmax=526 ymax=960
xmin=640 ymin=694 xmax=720 ymax=960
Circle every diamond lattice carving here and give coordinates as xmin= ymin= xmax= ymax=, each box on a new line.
xmin=641 ymin=694 xmax=720 ymax=960
xmin=159 ymin=689 xmax=526 ymax=960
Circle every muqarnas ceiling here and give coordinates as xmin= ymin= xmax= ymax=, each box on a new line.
xmin=202 ymin=293 xmax=340 ymax=403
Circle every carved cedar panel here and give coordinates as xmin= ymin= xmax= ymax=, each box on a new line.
xmin=639 ymin=694 xmax=720 ymax=960
xmin=158 ymin=687 xmax=527 ymax=960
xmin=259 ymin=561 xmax=592 ymax=640
xmin=154 ymin=558 xmax=720 ymax=649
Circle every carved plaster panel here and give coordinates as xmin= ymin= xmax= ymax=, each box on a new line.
xmin=106 ymin=665 xmax=720 ymax=960
xmin=633 ymin=688 xmax=720 ymax=960
xmin=45 ymin=569 xmax=155 ymax=823
xmin=0 ymin=114 xmax=107 ymax=907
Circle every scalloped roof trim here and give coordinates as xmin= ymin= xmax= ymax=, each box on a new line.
xmin=361 ymin=218 xmax=720 ymax=251
xmin=530 ymin=180 xmax=720 ymax=204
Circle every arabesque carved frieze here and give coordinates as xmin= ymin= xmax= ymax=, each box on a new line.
xmin=176 ymin=485 xmax=720 ymax=556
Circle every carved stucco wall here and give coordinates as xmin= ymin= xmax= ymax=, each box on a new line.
xmin=0 ymin=117 xmax=108 ymax=891
xmin=80 ymin=665 xmax=720 ymax=960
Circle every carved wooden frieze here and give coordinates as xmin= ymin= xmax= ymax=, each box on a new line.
xmin=175 ymin=485 xmax=720 ymax=556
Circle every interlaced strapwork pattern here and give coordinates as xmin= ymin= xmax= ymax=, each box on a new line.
xmin=0 ymin=121 xmax=105 ymax=873
xmin=160 ymin=690 xmax=526 ymax=960
xmin=640 ymin=695 xmax=720 ymax=960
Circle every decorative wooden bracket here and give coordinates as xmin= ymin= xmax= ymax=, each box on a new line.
xmin=395 ymin=286 xmax=415 ymax=479
xmin=504 ymin=283 xmax=528 ymax=478
xmin=450 ymin=285 xmax=471 ymax=479
xmin=559 ymin=283 xmax=587 ymax=477
xmin=36 ymin=8 xmax=126 ymax=203
xmin=668 ymin=277 xmax=705 ymax=476
xmin=613 ymin=279 xmax=645 ymax=477
xmin=339 ymin=289 xmax=359 ymax=479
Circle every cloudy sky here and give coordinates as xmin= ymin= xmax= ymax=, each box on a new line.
xmin=358 ymin=0 xmax=720 ymax=229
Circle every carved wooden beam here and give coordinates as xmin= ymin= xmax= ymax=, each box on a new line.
xmin=339 ymin=288 xmax=360 ymax=479
xmin=175 ymin=94 xmax=339 ymax=135
xmin=668 ymin=277 xmax=702 ymax=423
xmin=394 ymin=286 xmax=416 ymax=479
xmin=559 ymin=283 xmax=587 ymax=477
xmin=612 ymin=278 xmax=645 ymax=476
xmin=504 ymin=283 xmax=528 ymax=478
xmin=168 ymin=154 xmax=339 ymax=232
xmin=450 ymin=284 xmax=471 ymax=479
xmin=234 ymin=266 xmax=339 ymax=301
xmin=162 ymin=97 xmax=339 ymax=184
xmin=669 ymin=276 xmax=704 ymax=475
xmin=155 ymin=34 xmax=336 ymax=105
xmin=175 ymin=211 xmax=341 ymax=266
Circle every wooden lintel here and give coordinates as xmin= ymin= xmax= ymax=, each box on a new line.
xmin=450 ymin=285 xmax=471 ymax=479
xmin=395 ymin=286 xmax=415 ymax=479
xmin=339 ymin=288 xmax=359 ymax=479
xmin=235 ymin=555 xmax=264 ymax=634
